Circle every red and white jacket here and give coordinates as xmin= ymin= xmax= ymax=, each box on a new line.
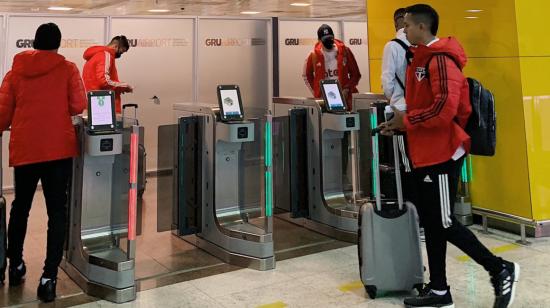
xmin=403 ymin=37 xmax=472 ymax=168
xmin=302 ymin=39 xmax=361 ymax=109
xmin=82 ymin=46 xmax=130 ymax=113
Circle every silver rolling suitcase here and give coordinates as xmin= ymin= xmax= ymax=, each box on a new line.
xmin=0 ymin=134 xmax=7 ymax=284
xmin=358 ymin=128 xmax=424 ymax=299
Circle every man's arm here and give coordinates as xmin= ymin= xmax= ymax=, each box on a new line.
xmin=302 ymin=51 xmax=315 ymax=95
xmin=94 ymin=51 xmax=131 ymax=91
xmin=404 ymin=55 xmax=462 ymax=130
xmin=381 ymin=42 xmax=398 ymax=100
xmin=0 ymin=72 xmax=16 ymax=131
xmin=68 ymin=63 xmax=87 ymax=115
xmin=345 ymin=47 xmax=361 ymax=90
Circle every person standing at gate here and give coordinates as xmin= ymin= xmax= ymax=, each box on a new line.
xmin=82 ymin=35 xmax=133 ymax=114
xmin=303 ymin=24 xmax=361 ymax=109
xmin=0 ymin=23 xmax=86 ymax=302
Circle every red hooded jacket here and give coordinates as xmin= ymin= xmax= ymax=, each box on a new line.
xmin=0 ymin=50 xmax=87 ymax=167
xmin=303 ymin=39 xmax=361 ymax=109
xmin=403 ymin=37 xmax=472 ymax=168
xmin=82 ymin=46 xmax=129 ymax=113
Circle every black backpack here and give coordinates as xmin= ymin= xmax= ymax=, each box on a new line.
xmin=425 ymin=54 xmax=497 ymax=156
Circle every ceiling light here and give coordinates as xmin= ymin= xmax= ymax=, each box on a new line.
xmin=148 ymin=9 xmax=170 ymax=13
xmin=47 ymin=6 xmax=73 ymax=11
xmin=291 ymin=3 xmax=311 ymax=7
xmin=466 ymin=9 xmax=483 ymax=13
xmin=241 ymin=11 xmax=260 ymax=14
xmin=465 ymin=16 xmax=479 ymax=19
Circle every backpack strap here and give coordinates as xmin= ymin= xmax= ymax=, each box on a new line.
xmin=391 ymin=38 xmax=409 ymax=52
xmin=424 ymin=53 xmax=462 ymax=78
xmin=395 ymin=75 xmax=406 ymax=91
xmin=390 ymin=39 xmax=408 ymax=91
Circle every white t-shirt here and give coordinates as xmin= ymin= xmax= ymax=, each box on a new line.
xmin=322 ymin=46 xmax=338 ymax=80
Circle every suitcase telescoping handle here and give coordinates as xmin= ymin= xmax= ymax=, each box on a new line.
xmin=122 ymin=103 xmax=139 ymax=126
xmin=370 ymin=107 xmax=404 ymax=211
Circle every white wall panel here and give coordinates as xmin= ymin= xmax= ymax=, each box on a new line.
xmin=197 ymin=18 xmax=271 ymax=111
xmin=111 ymin=17 xmax=195 ymax=172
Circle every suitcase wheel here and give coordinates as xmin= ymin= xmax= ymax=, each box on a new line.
xmin=365 ymin=285 xmax=377 ymax=299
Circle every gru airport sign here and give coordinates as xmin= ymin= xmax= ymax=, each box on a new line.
xmin=204 ymin=38 xmax=266 ymax=47
xmin=284 ymin=38 xmax=317 ymax=46
xmin=16 ymin=38 xmax=98 ymax=49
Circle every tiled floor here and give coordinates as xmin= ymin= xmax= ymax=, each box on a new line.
xmin=0 ymin=177 xmax=350 ymax=307
xmin=71 ymin=227 xmax=550 ymax=308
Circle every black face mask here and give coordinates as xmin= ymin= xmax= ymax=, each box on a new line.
xmin=115 ymin=52 xmax=123 ymax=59
xmin=322 ymin=38 xmax=334 ymax=50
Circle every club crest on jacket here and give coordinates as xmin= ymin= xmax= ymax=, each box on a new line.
xmin=415 ymin=67 xmax=426 ymax=82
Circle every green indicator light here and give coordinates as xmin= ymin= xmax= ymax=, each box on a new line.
xmin=265 ymin=172 xmax=273 ymax=217
xmin=264 ymin=120 xmax=273 ymax=217
xmin=371 ymin=111 xmax=378 ymax=196
xmin=461 ymin=159 xmax=469 ymax=183
xmin=468 ymin=155 xmax=473 ymax=182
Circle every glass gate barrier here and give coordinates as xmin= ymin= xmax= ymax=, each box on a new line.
xmin=157 ymin=104 xmax=274 ymax=271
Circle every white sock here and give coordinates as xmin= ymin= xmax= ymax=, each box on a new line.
xmin=41 ymin=277 xmax=51 ymax=285
xmin=16 ymin=263 xmax=24 ymax=271
xmin=432 ymin=289 xmax=448 ymax=296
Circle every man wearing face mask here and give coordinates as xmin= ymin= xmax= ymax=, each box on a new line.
xmin=303 ymin=24 xmax=361 ymax=109
xmin=82 ymin=35 xmax=133 ymax=113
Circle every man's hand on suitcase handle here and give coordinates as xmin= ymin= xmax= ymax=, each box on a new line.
xmin=377 ymin=105 xmax=405 ymax=136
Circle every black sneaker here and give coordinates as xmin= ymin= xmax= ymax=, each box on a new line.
xmin=404 ymin=287 xmax=454 ymax=308
xmin=37 ymin=278 xmax=57 ymax=303
xmin=492 ymin=261 xmax=520 ymax=308
xmin=8 ymin=261 xmax=26 ymax=286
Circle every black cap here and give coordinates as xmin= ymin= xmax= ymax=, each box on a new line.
xmin=33 ymin=23 xmax=61 ymax=50
xmin=317 ymin=24 xmax=334 ymax=42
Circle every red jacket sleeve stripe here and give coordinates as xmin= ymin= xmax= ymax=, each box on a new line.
xmin=408 ymin=55 xmax=449 ymax=124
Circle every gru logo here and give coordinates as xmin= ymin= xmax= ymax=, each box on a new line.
xmin=349 ymin=38 xmax=363 ymax=45
xmin=285 ymin=38 xmax=300 ymax=46
xmin=16 ymin=39 xmax=34 ymax=48
xmin=205 ymin=38 xmax=222 ymax=46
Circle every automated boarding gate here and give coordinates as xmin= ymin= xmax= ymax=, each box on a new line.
xmin=159 ymin=102 xmax=275 ymax=271
xmin=62 ymin=91 xmax=139 ymax=303
xmin=272 ymin=97 xmax=361 ymax=242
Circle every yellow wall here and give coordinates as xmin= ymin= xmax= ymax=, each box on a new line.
xmin=366 ymin=0 xmax=549 ymax=220
xmin=515 ymin=0 xmax=550 ymax=220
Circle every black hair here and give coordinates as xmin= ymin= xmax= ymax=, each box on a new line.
xmin=110 ymin=35 xmax=130 ymax=50
xmin=394 ymin=8 xmax=406 ymax=21
xmin=405 ymin=4 xmax=439 ymax=36
xmin=33 ymin=23 xmax=61 ymax=50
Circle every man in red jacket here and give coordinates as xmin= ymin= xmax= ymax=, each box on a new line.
xmin=0 ymin=23 xmax=86 ymax=302
xmin=82 ymin=36 xmax=133 ymax=113
xmin=380 ymin=5 xmax=519 ymax=308
xmin=303 ymin=24 xmax=361 ymax=109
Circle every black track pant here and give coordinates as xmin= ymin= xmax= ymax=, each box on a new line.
xmin=8 ymin=159 xmax=72 ymax=279
xmin=413 ymin=157 xmax=503 ymax=290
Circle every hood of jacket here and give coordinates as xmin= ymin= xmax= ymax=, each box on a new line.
xmin=12 ymin=50 xmax=66 ymax=78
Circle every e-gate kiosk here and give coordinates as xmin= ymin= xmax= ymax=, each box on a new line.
xmin=273 ymin=80 xmax=362 ymax=242
xmin=62 ymin=90 xmax=139 ymax=303
xmin=161 ymin=85 xmax=275 ymax=271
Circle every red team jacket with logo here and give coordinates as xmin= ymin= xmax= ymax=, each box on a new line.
xmin=303 ymin=39 xmax=361 ymax=109
xmin=403 ymin=37 xmax=472 ymax=168
xmin=82 ymin=46 xmax=130 ymax=113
